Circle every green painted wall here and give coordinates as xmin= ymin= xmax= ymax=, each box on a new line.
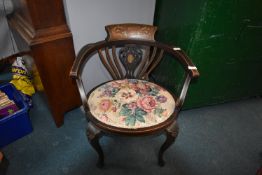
xmin=153 ymin=0 xmax=262 ymax=108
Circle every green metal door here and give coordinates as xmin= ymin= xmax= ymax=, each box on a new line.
xmin=154 ymin=0 xmax=262 ymax=108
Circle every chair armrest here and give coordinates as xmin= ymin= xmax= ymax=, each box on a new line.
xmin=70 ymin=43 xmax=96 ymax=79
xmin=172 ymin=48 xmax=200 ymax=79
xmin=70 ymin=43 xmax=98 ymax=111
xmin=170 ymin=48 xmax=199 ymax=110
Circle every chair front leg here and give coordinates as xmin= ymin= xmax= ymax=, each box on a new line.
xmin=86 ymin=122 xmax=104 ymax=168
xmin=158 ymin=120 xmax=179 ymax=166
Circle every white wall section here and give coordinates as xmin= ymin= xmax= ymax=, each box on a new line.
xmin=63 ymin=0 xmax=156 ymax=91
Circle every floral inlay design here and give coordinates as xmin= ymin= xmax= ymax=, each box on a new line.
xmin=88 ymin=79 xmax=175 ymax=129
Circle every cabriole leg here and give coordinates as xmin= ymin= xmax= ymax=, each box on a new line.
xmin=86 ymin=122 xmax=104 ymax=168
xmin=158 ymin=121 xmax=179 ymax=166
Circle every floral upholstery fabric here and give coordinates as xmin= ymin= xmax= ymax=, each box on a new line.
xmin=88 ymin=79 xmax=175 ymax=129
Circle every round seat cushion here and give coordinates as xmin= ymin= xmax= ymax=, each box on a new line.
xmin=88 ymin=79 xmax=175 ymax=129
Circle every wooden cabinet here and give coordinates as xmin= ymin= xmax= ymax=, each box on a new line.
xmin=8 ymin=0 xmax=81 ymax=127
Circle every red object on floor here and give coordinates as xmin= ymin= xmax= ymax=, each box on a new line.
xmin=257 ymin=167 xmax=262 ymax=175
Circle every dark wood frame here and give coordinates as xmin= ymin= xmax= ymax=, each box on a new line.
xmin=70 ymin=24 xmax=199 ymax=167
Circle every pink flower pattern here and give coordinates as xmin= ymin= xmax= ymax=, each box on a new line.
xmin=99 ymin=99 xmax=112 ymax=112
xmin=88 ymin=79 xmax=175 ymax=128
xmin=137 ymin=96 xmax=156 ymax=112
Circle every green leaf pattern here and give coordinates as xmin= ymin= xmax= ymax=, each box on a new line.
xmin=120 ymin=104 xmax=147 ymax=126
xmin=88 ymin=79 xmax=175 ymax=128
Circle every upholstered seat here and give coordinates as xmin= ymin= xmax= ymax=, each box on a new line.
xmin=88 ymin=79 xmax=175 ymax=129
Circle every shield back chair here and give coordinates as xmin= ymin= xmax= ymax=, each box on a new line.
xmin=70 ymin=23 xmax=199 ymax=167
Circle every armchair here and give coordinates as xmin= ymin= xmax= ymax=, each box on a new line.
xmin=70 ymin=23 xmax=199 ymax=167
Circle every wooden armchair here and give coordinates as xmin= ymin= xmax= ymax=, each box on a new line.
xmin=70 ymin=23 xmax=199 ymax=167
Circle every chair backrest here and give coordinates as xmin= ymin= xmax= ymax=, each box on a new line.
xmin=103 ymin=23 xmax=157 ymax=79
xmin=70 ymin=23 xmax=199 ymax=111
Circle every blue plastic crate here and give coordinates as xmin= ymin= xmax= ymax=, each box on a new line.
xmin=0 ymin=83 xmax=33 ymax=148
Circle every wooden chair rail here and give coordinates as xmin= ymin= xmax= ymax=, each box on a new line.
xmin=70 ymin=40 xmax=199 ymax=80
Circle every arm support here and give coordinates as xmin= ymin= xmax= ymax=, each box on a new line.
xmin=168 ymin=47 xmax=199 ymax=110
xmin=176 ymin=74 xmax=192 ymax=110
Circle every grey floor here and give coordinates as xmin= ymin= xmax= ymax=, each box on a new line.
xmin=2 ymin=93 xmax=262 ymax=175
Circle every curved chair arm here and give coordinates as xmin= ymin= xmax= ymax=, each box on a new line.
xmin=170 ymin=47 xmax=199 ymax=79
xmin=70 ymin=43 xmax=98 ymax=79
xmin=70 ymin=43 xmax=99 ymax=111
xmin=166 ymin=48 xmax=199 ymax=111
xmin=70 ymin=41 xmax=199 ymax=79
xmin=179 ymin=50 xmax=199 ymax=79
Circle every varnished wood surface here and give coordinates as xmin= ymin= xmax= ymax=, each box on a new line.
xmin=8 ymin=0 xmax=81 ymax=127
xmin=31 ymin=36 xmax=81 ymax=127
xmin=12 ymin=0 xmax=66 ymax=30
xmin=70 ymin=40 xmax=200 ymax=80
xmin=105 ymin=23 xmax=157 ymax=41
